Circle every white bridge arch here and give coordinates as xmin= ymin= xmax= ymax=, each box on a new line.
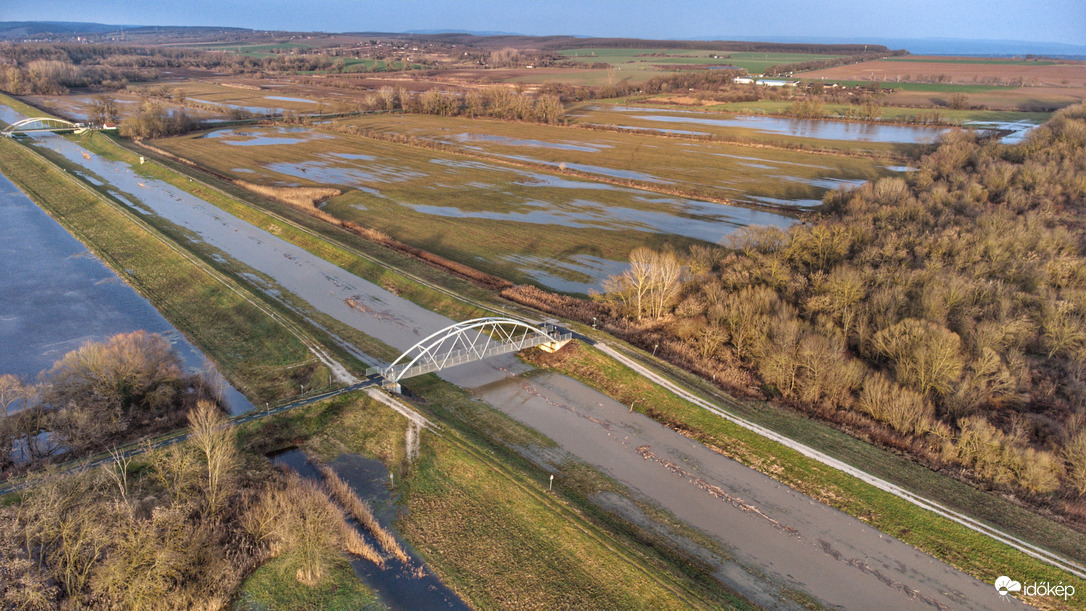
xmin=371 ymin=317 xmax=571 ymax=385
xmin=2 ymin=117 xmax=83 ymax=134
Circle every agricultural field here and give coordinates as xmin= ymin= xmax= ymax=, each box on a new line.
xmin=565 ymin=102 xmax=945 ymax=153
xmin=21 ymin=90 xmax=228 ymax=123
xmin=334 ymin=110 xmax=899 ymax=190
xmin=152 ymin=121 xmax=820 ymax=293
xmin=560 ymin=48 xmax=843 ymax=76
xmin=591 ymin=97 xmax=1051 ymax=133
xmin=800 ymin=56 xmax=1086 ymax=110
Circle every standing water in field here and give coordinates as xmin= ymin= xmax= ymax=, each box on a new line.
xmin=593 ymin=106 xmax=952 ymax=144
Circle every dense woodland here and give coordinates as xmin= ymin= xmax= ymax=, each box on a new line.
xmin=584 ymin=103 xmax=1086 ymax=508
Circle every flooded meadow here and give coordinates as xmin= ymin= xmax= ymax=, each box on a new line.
xmin=156 ymin=121 xmax=807 ymax=291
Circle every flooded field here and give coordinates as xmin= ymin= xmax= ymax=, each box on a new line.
xmin=155 ymin=123 xmax=799 ymax=291
xmin=334 ymin=113 xmax=893 ymax=208
xmin=20 ymin=94 xmax=228 ymax=124
xmin=0 ymin=169 xmax=252 ymax=413
xmin=587 ymin=104 xmax=952 ymax=143
xmin=569 ymin=104 xmax=944 ymax=155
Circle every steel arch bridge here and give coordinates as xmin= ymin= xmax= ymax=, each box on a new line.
xmin=2 ymin=117 xmax=83 ymax=135
xmin=369 ymin=317 xmax=571 ymax=388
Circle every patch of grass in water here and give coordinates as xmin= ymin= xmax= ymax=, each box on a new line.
xmin=233 ymin=555 xmax=379 ymax=611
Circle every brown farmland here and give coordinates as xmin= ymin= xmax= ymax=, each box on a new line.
xmin=800 ymin=56 xmax=1086 ymax=87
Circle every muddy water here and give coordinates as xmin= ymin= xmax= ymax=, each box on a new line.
xmin=467 ymin=369 xmax=1021 ymax=611
xmin=0 ymin=166 xmax=252 ymax=414
xmin=271 ymin=449 xmax=468 ymax=609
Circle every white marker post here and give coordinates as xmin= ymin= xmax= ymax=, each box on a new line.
xmin=549 ymin=474 xmax=554 ymax=492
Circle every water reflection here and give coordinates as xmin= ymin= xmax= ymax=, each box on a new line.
xmin=0 ymin=171 xmax=252 ymax=414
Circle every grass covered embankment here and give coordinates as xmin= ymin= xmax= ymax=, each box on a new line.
xmin=0 ymin=135 xmax=330 ymax=403
xmin=241 ymin=385 xmax=754 ymax=609
xmin=77 ymin=131 xmax=500 ymax=321
xmin=522 ymin=341 xmax=1086 ymax=609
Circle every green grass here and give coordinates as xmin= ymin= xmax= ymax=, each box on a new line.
xmin=704 ymin=99 xmax=1051 ymax=124
xmin=238 ymin=384 xmax=754 ymax=609
xmin=521 ymin=341 xmax=1086 ymax=608
xmin=884 ymin=57 xmax=1060 ymax=66
xmin=560 ymin=48 xmax=843 ymax=75
xmin=807 ymin=79 xmax=1012 ymax=92
xmin=233 ymin=555 xmax=379 ymax=611
xmin=0 ymin=135 xmax=331 ymax=403
xmin=151 ymin=123 xmax=734 ymax=291
xmin=80 ymin=132 xmax=495 ymax=323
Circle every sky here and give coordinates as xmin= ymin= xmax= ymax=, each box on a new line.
xmin=3 ymin=0 xmax=1084 ymax=46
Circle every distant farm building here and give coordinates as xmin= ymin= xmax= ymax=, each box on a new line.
xmin=756 ymin=79 xmax=799 ymax=87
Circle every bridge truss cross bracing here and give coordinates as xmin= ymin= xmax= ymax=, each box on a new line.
xmin=1 ymin=117 xmax=83 ymax=135
xmin=369 ymin=317 xmax=571 ymax=386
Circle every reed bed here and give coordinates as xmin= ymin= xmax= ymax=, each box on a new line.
xmin=315 ymin=461 xmax=410 ymax=563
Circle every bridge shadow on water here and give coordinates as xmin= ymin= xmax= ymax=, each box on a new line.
xmin=270 ymin=448 xmax=468 ymax=610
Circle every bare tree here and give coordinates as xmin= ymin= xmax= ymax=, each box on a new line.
xmin=0 ymin=374 xmax=22 ymax=417
xmin=187 ymin=400 xmax=238 ymax=517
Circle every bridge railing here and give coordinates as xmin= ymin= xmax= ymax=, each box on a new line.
xmin=387 ymin=331 xmax=571 ymax=381
xmin=364 ymin=329 xmax=572 ymax=382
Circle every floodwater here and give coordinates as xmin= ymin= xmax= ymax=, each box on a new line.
xmin=0 ymin=168 xmax=252 ymax=414
xmin=187 ymin=98 xmax=281 ymax=115
xmin=964 ymin=119 xmax=1039 ymax=143
xmin=451 ymin=132 xmax=610 ymax=152
xmin=593 ymin=106 xmax=951 ymax=144
xmin=466 ymin=368 xmax=1021 ymax=611
xmin=21 ymin=129 xmax=456 ymax=358
xmin=409 ymin=192 xmax=795 ymax=245
xmin=504 ymin=254 xmax=630 ymax=294
xmin=266 ymin=155 xmax=422 ymax=184
xmin=271 ymin=449 xmax=468 ymax=610
xmin=201 ymin=126 xmax=333 ymax=146
xmin=581 ymin=123 xmax=712 ymax=136
xmin=264 ymin=95 xmax=319 ymax=104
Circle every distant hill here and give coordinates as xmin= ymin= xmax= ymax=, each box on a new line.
xmin=693 ymin=35 xmax=1086 ymax=59
xmin=0 ymin=21 xmax=254 ymax=42
xmin=0 ymin=21 xmax=123 ymax=39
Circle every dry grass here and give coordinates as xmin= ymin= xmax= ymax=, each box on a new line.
xmin=315 ymin=461 xmax=409 ymax=563
xmin=233 ymin=179 xmax=340 ymax=208
xmin=332 ymin=501 xmax=385 ymax=567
